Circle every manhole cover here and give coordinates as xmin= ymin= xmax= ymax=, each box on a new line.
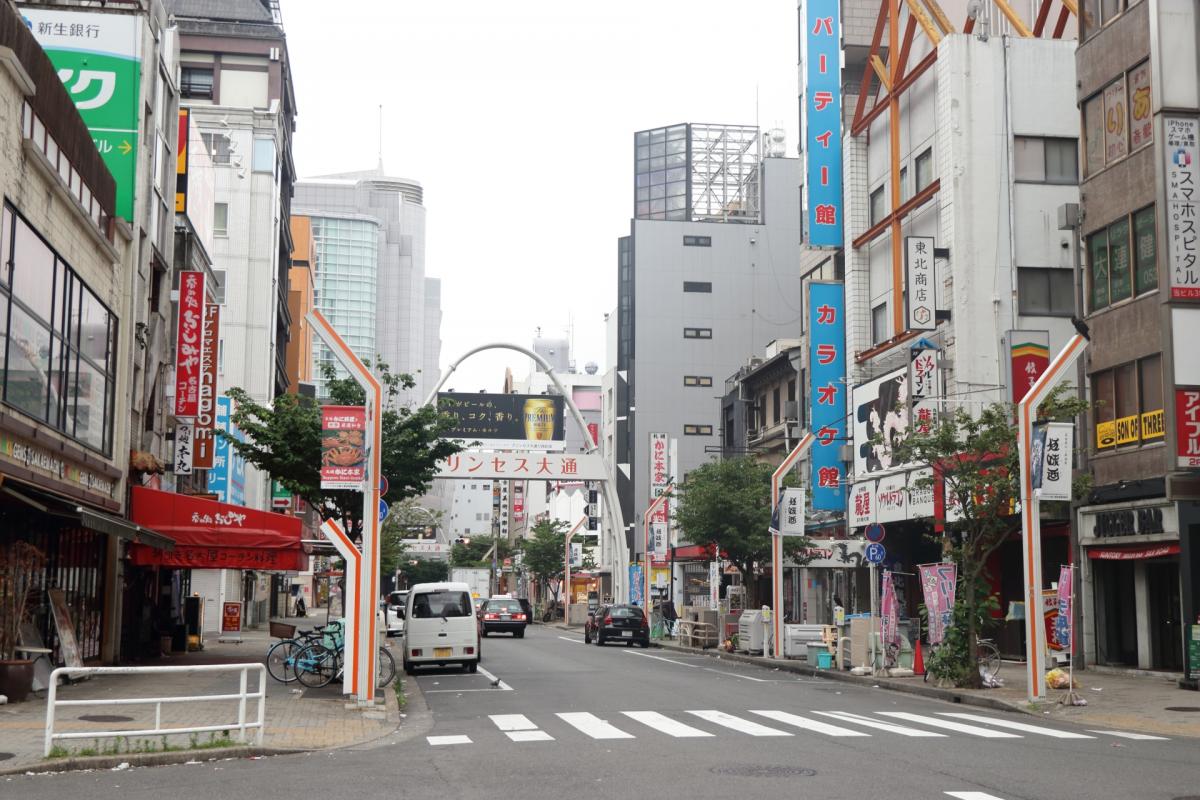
xmin=710 ymin=765 xmax=816 ymax=779
xmin=78 ymin=714 xmax=134 ymax=723
xmin=0 ymin=753 xmax=14 ymax=762
xmin=1165 ymin=707 xmax=1200 ymax=713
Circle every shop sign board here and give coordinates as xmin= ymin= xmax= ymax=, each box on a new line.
xmin=850 ymin=480 xmax=876 ymax=527
xmin=173 ymin=420 xmax=194 ymax=475
xmin=1165 ymin=117 xmax=1200 ymax=299
xmin=1177 ymin=388 xmax=1200 ymax=467
xmin=1080 ymin=503 xmax=1175 ymax=542
xmin=1129 ymin=62 xmax=1153 ymax=150
xmin=1005 ymin=330 xmax=1049 ymax=404
xmin=803 ymin=0 xmax=842 ymax=247
xmin=905 ymin=237 xmax=936 ymax=331
xmin=1086 ymin=543 xmax=1180 ymax=560
xmin=320 ymin=406 xmax=366 ymax=490
xmin=173 ymin=271 xmax=206 ymax=417
xmin=791 ymin=540 xmax=867 ymax=568
xmin=779 ymin=487 xmax=805 ymax=536
xmin=875 ymin=473 xmax=907 ymax=523
xmin=649 ymin=432 xmax=670 ymax=525
xmin=437 ymin=392 xmax=565 ymax=451
xmin=435 ymin=452 xmax=608 ymax=482
xmin=1103 ymin=77 xmax=1129 ymax=163
xmin=852 ymin=366 xmax=912 ymax=476
xmin=221 ymin=601 xmax=243 ymax=634
xmin=1188 ymin=625 xmax=1200 ymax=681
xmin=206 ymin=396 xmax=245 ymax=505
xmin=0 ymin=431 xmax=116 ymax=500
xmin=192 ymin=303 xmax=221 ymax=469
xmin=176 ymin=108 xmax=190 ymax=213
xmin=908 ymin=347 xmax=939 ymax=434
xmin=1037 ymin=422 xmax=1074 ymax=502
xmin=809 ymin=282 xmax=847 ymax=509
xmin=906 ymin=468 xmax=935 ymax=519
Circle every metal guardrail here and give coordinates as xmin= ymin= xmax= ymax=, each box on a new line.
xmin=44 ymin=663 xmax=267 ymax=756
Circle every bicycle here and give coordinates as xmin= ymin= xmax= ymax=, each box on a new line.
xmin=293 ymin=634 xmax=396 ymax=690
xmin=266 ymin=621 xmax=340 ymax=683
xmin=921 ymin=637 xmax=1002 ymax=682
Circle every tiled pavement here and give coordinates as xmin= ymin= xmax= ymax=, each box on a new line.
xmin=0 ymin=613 xmax=401 ymax=773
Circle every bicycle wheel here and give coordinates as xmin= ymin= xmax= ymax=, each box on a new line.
xmin=375 ymin=646 xmax=397 ymax=688
xmin=295 ymin=643 xmax=336 ymax=688
xmin=977 ymin=641 xmax=1001 ymax=677
xmin=267 ymin=640 xmax=300 ymax=683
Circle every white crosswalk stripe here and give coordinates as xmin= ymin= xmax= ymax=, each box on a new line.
xmin=749 ymin=710 xmax=871 ymax=737
xmin=878 ymin=712 xmax=1021 ymax=738
xmin=938 ymin=713 xmax=1095 ymax=739
xmin=945 ymin=792 xmax=1009 ymax=799
xmin=556 ymin=712 xmax=636 ymax=739
xmin=1087 ymin=730 xmax=1170 ymax=740
xmin=490 ymin=714 xmax=538 ymax=732
xmin=427 ymin=735 xmax=472 ymax=746
xmin=507 ymin=730 xmax=554 ymax=742
xmin=686 ymin=710 xmax=792 ymax=737
xmin=812 ymin=710 xmax=946 ymax=737
xmin=622 ymin=711 xmax=714 ymax=737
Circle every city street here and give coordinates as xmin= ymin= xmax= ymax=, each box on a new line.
xmin=7 ymin=627 xmax=1198 ymax=800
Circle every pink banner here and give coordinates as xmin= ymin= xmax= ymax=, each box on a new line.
xmin=881 ymin=570 xmax=899 ymax=647
xmin=1054 ymin=565 xmax=1072 ymax=651
xmin=919 ymin=562 xmax=957 ymax=645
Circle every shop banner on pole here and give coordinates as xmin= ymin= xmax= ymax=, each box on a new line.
xmin=1038 ymin=422 xmax=1074 ymax=501
xmin=779 ymin=487 xmax=806 ymax=536
xmin=173 ymin=271 xmax=205 ymax=418
xmin=709 ymin=561 xmax=720 ymax=608
xmin=880 ymin=570 xmax=899 ymax=647
xmin=628 ymin=564 xmax=644 ymax=607
xmin=1055 ymin=565 xmax=1073 ymax=650
xmin=320 ymin=406 xmax=367 ymax=490
xmin=919 ymin=562 xmax=957 ymax=645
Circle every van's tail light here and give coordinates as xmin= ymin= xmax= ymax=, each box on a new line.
xmin=465 ymin=646 xmax=475 ymax=655
xmin=411 ymin=649 xmax=422 ymax=657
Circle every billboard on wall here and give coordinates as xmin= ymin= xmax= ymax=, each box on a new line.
xmin=802 ymin=0 xmax=842 ymax=247
xmin=1165 ymin=117 xmax=1200 ymax=299
xmin=320 ymin=406 xmax=367 ymax=490
xmin=852 ymin=366 xmax=911 ymax=477
xmin=23 ymin=9 xmax=142 ymax=220
xmin=438 ymin=393 xmax=565 ymax=452
xmin=808 ymin=282 xmax=847 ymax=510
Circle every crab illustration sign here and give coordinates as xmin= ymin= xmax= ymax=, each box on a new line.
xmin=321 ymin=406 xmax=367 ymax=490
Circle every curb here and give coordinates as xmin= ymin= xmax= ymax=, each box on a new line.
xmin=0 ymin=745 xmax=300 ymax=777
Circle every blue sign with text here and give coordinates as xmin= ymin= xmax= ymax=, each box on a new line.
xmin=804 ymin=0 xmax=843 ymax=247
xmin=207 ymin=395 xmax=246 ymax=506
xmin=809 ymin=282 xmax=847 ymax=511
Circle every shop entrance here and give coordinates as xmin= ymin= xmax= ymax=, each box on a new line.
xmin=1148 ymin=560 xmax=1182 ymax=670
xmin=1094 ymin=559 xmax=1137 ymax=666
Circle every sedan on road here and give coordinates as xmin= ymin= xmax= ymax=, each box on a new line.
xmin=585 ymin=604 xmax=649 ymax=647
xmin=480 ymin=598 xmax=528 ymax=637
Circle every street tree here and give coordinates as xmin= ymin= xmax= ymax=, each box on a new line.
xmin=380 ymin=500 xmax=445 ymax=582
xmin=450 ymin=536 xmax=514 ymax=568
xmin=892 ymin=385 xmax=1089 ymax=688
xmin=673 ymin=456 xmax=810 ymax=604
xmin=222 ymin=361 xmax=460 ymax=541
xmin=396 ymin=557 xmax=449 ymax=588
xmin=520 ymin=519 xmax=570 ymax=607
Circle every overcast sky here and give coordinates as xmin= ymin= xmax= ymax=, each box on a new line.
xmin=285 ymin=1 xmax=799 ymax=393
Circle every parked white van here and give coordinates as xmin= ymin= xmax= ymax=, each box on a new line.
xmin=403 ymin=582 xmax=481 ymax=673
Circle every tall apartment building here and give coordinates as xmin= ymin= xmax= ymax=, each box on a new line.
xmin=1074 ymin=0 xmax=1199 ymax=676
xmin=613 ymin=123 xmax=805 ymax=566
xmin=168 ymin=0 xmax=298 ymax=511
xmin=294 ymin=169 xmax=439 ymax=404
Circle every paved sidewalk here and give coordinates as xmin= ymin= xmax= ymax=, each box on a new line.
xmin=0 ymin=612 xmax=401 ymax=774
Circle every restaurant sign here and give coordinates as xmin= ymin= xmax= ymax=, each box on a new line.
xmin=0 ymin=431 xmax=117 ymax=501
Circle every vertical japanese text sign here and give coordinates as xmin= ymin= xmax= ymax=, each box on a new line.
xmin=192 ymin=303 xmax=220 ymax=469
xmin=321 ymin=406 xmax=367 ymax=490
xmin=1176 ymin=388 xmax=1200 ymax=468
xmin=648 ymin=433 xmax=670 ymax=555
xmin=809 ymin=282 xmax=847 ymax=510
xmin=908 ymin=347 xmax=940 ymax=436
xmin=804 ymin=0 xmax=843 ymax=247
xmin=1165 ymin=118 xmax=1200 ymax=299
xmin=1038 ymin=422 xmax=1074 ymax=502
xmin=207 ymin=396 xmax=231 ymax=502
xmin=174 ymin=271 xmax=205 ymax=418
xmin=905 ymin=237 xmax=936 ymax=331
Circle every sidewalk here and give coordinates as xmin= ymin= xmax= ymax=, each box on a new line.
xmin=0 ymin=611 xmax=401 ymax=775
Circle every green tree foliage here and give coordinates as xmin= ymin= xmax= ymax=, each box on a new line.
xmin=892 ymin=385 xmax=1089 ymax=688
xmin=222 ymin=361 xmax=461 ymax=537
xmin=396 ymin=557 xmax=449 ymax=587
xmin=673 ymin=457 xmax=810 ymax=602
xmin=520 ymin=519 xmax=569 ymax=603
xmin=449 ymin=537 xmax=514 ymax=568
xmin=380 ymin=501 xmax=444 ymax=582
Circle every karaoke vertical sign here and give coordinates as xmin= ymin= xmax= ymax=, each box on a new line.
xmin=804 ymin=0 xmax=843 ymax=247
xmin=809 ymin=282 xmax=847 ymax=510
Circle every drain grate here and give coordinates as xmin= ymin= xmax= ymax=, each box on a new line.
xmin=710 ymin=765 xmax=816 ymax=779
xmin=78 ymin=714 xmax=134 ymax=723
xmin=1165 ymin=707 xmax=1200 ymax=713
xmin=0 ymin=753 xmax=14 ymax=762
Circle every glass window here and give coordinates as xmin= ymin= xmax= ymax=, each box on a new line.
xmin=1114 ymin=363 xmax=1138 ymax=436
xmin=871 ymin=303 xmax=888 ymax=345
xmin=869 ymin=185 xmax=886 ymax=226
xmin=214 ymin=203 xmax=228 ymax=236
xmin=899 ymin=166 xmax=909 ymax=203
xmin=915 ymin=148 xmax=934 ymax=192
xmin=1014 ymin=137 xmax=1045 ymax=182
xmin=180 ymin=67 xmax=214 ymax=100
xmin=1093 ymin=368 xmax=1114 ymax=450
xmin=12 ymin=219 xmax=55 ymax=323
xmin=1088 ymin=229 xmax=1109 ymax=311
xmin=1139 ymin=355 xmax=1162 ymax=415
xmin=683 ymin=424 xmax=713 ymax=436
xmin=212 ymin=269 xmax=227 ymax=304
xmin=1083 ymin=94 xmax=1104 ymax=177
xmin=1 ymin=205 xmax=10 ymax=287
xmin=683 ymin=236 xmax=712 ymax=247
xmin=1108 ymin=217 xmax=1132 ymax=302
xmin=411 ymin=591 xmax=472 ymax=618
xmin=1018 ymin=268 xmax=1074 ymax=316
xmin=1133 ymin=206 xmax=1157 ymax=294
xmin=1045 ymin=139 xmax=1079 ymax=184
xmin=252 ymin=138 xmax=275 ymax=173
xmin=6 ymin=303 xmax=52 ymax=422
xmin=683 ymin=281 xmax=712 ymax=293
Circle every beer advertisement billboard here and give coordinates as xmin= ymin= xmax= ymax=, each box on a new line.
xmin=437 ymin=393 xmax=566 ymax=452
xmin=320 ymin=406 xmax=367 ymax=490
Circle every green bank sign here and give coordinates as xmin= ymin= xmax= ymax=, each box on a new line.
xmin=23 ymin=9 xmax=142 ymax=220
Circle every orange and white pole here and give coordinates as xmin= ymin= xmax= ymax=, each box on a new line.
xmin=320 ymin=518 xmax=360 ymax=696
xmin=563 ymin=515 xmax=587 ymax=622
xmin=308 ymin=310 xmax=383 ymax=705
xmin=642 ymin=486 xmax=673 ymax=612
xmin=1017 ymin=333 xmax=1087 ymax=702
xmin=771 ymin=433 xmax=815 ymax=659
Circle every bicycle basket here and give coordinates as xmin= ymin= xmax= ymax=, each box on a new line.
xmin=270 ymin=621 xmax=297 ymax=639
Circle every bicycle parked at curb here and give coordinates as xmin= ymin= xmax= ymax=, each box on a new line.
xmin=921 ymin=636 xmax=1001 ymax=683
xmin=293 ymin=629 xmax=396 ymax=689
xmin=266 ymin=620 xmax=340 ymax=684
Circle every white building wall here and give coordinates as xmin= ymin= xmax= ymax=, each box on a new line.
xmin=447 ymin=479 xmax=496 ymax=539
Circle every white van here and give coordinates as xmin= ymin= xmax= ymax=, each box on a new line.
xmin=403 ymin=581 xmax=481 ymax=673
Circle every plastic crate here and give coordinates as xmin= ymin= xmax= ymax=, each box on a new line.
xmin=269 ymin=621 xmax=296 ymax=639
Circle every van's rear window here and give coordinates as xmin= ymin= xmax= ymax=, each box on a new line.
xmin=412 ymin=591 xmax=472 ymax=618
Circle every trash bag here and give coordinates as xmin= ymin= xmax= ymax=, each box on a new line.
xmin=1045 ymin=668 xmax=1077 ymax=689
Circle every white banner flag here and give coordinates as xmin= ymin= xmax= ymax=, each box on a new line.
xmin=1038 ymin=422 xmax=1074 ymax=501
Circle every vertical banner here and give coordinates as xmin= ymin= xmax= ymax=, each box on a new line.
xmin=1006 ymin=330 xmax=1049 ymax=404
xmin=1054 ymin=565 xmax=1073 ymax=651
xmin=905 ymin=237 xmax=936 ymax=331
xmin=174 ymin=271 xmax=205 ymax=418
xmin=320 ymin=406 xmax=367 ymax=490
xmin=1038 ymin=422 xmax=1074 ymax=501
xmin=779 ymin=487 xmax=806 ymax=536
xmin=803 ymin=0 xmax=842 ymax=247
xmin=908 ymin=347 xmax=940 ymax=435
xmin=880 ymin=570 xmax=899 ymax=648
xmin=709 ymin=561 xmax=720 ymax=608
xmin=808 ymin=282 xmax=847 ymax=510
xmin=648 ymin=432 xmax=670 ymax=534
xmin=1176 ymin=388 xmax=1200 ymax=467
xmin=23 ymin=9 xmax=142 ymax=219
xmin=192 ymin=303 xmax=220 ymax=469
xmin=207 ymin=396 xmax=232 ymax=501
xmin=176 ymin=108 xmax=190 ymax=213
xmin=173 ymin=421 xmax=193 ymax=475
xmin=628 ymin=564 xmax=644 ymax=607
xmin=919 ymin=562 xmax=957 ymax=645
xmin=1165 ymin=118 xmax=1200 ymax=299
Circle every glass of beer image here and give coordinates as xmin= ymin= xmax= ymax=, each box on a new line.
xmin=523 ymin=398 xmax=557 ymax=441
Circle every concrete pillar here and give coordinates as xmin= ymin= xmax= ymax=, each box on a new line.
xmin=1134 ymin=561 xmax=1152 ymax=669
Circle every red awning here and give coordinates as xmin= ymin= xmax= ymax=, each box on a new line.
xmin=1086 ymin=543 xmax=1180 ymax=561
xmin=127 ymin=486 xmax=306 ymax=571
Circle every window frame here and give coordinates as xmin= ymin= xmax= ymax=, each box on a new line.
xmin=683 ymin=327 xmax=712 ymax=339
xmin=683 ymin=375 xmax=713 ymax=387
xmin=869 ymin=184 xmax=886 ymax=227
xmin=683 ymin=424 xmax=714 ymax=436
xmin=871 ymin=302 xmax=888 ymax=345
xmin=682 ymin=235 xmax=712 ymax=247
xmin=914 ymin=148 xmax=934 ymax=193
xmin=1017 ymin=267 xmax=1075 ymax=317
xmin=180 ymin=66 xmax=214 ymax=100
xmin=683 ymin=281 xmax=712 ymax=293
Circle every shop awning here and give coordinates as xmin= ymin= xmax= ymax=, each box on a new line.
xmin=77 ymin=506 xmax=174 ymax=550
xmin=127 ymin=486 xmax=305 ymax=571
xmin=1086 ymin=543 xmax=1180 ymax=560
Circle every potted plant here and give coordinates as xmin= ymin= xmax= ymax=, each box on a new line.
xmin=0 ymin=540 xmax=46 ymax=702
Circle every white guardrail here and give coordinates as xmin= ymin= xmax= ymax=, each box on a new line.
xmin=44 ymin=663 xmax=267 ymax=756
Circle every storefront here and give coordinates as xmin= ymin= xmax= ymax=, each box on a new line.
xmin=783 ymin=539 xmax=870 ymax=624
xmin=1080 ymin=500 xmax=1186 ymax=671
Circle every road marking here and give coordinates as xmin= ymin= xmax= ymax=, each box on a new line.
xmin=749 ymin=709 xmax=871 ymax=737
xmin=622 ymin=650 xmax=701 ymax=668
xmin=477 ymin=665 xmax=512 ymax=690
xmin=427 ymin=735 xmax=471 ymax=746
xmin=685 ymin=710 xmax=792 ymax=737
xmin=945 ymin=792 xmax=1008 ymax=800
xmin=813 ymin=711 xmax=946 ymax=737
xmin=703 ymin=668 xmax=769 ymax=682
xmin=557 ymin=712 xmax=636 ymax=739
xmin=622 ymin=711 xmax=714 ymax=738
xmin=490 ymin=714 xmax=537 ymax=731
xmin=939 ymin=713 xmax=1095 ymax=739
xmin=878 ymin=712 xmax=1021 ymax=738
xmin=506 ymin=730 xmax=554 ymax=742
xmin=557 ymin=636 xmax=585 ymax=644
xmin=1087 ymin=730 xmax=1170 ymax=740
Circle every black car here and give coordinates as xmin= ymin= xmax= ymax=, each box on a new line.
xmin=584 ymin=604 xmax=649 ymax=647
xmin=480 ymin=598 xmax=527 ymax=637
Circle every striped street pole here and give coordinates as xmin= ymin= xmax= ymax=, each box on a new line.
xmin=771 ymin=433 xmax=815 ymax=659
xmin=643 ymin=487 xmax=673 ymax=614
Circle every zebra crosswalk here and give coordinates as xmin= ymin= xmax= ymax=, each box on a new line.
xmin=424 ymin=708 xmax=1165 ymax=747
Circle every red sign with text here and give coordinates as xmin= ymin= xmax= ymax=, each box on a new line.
xmin=1176 ymin=388 xmax=1200 ymax=468
xmin=173 ymin=271 xmax=206 ymax=417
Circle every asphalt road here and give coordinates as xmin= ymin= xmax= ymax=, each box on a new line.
xmin=7 ymin=625 xmax=1199 ymax=800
